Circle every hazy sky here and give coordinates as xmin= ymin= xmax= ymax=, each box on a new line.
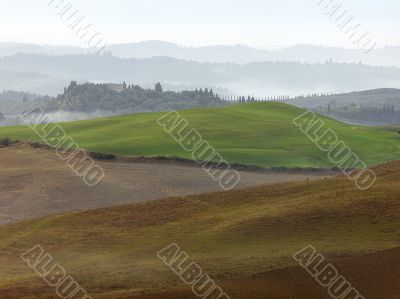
xmin=1 ymin=0 xmax=399 ymax=49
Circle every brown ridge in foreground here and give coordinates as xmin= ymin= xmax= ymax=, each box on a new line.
xmin=0 ymin=150 xmax=398 ymax=298
xmin=133 ymin=246 xmax=400 ymax=299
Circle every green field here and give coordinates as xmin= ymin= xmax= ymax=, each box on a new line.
xmin=1 ymin=102 xmax=400 ymax=168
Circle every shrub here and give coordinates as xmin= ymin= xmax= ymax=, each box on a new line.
xmin=271 ymin=166 xmax=288 ymax=171
xmin=89 ymin=151 xmax=116 ymax=160
xmin=0 ymin=137 xmax=12 ymax=147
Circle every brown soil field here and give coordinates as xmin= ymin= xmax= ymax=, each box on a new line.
xmin=0 ymin=158 xmax=398 ymax=298
xmin=133 ymin=246 xmax=400 ymax=299
xmin=0 ymin=144 xmax=325 ymax=224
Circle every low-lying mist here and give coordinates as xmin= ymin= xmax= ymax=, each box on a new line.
xmin=0 ymin=111 xmax=119 ymax=127
xmin=42 ymin=111 xmax=117 ymax=123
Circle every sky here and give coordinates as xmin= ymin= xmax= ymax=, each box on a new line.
xmin=0 ymin=0 xmax=399 ymax=49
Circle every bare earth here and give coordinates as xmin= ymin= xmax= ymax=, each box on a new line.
xmin=0 ymin=144 xmax=327 ymax=224
xmin=133 ymin=246 xmax=400 ymax=299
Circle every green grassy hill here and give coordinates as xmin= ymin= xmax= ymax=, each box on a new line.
xmin=0 ymin=160 xmax=399 ymax=298
xmin=1 ymin=102 xmax=400 ymax=167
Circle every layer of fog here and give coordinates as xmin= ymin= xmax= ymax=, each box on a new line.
xmin=2 ymin=54 xmax=400 ymax=102
xmin=0 ymin=111 xmax=118 ymax=127
xmin=42 ymin=111 xmax=117 ymax=123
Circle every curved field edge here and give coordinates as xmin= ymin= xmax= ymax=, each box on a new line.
xmin=0 ymin=102 xmax=399 ymax=168
xmin=0 ymin=159 xmax=398 ymax=297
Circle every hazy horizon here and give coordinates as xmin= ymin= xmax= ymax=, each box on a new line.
xmin=2 ymin=40 xmax=400 ymax=51
xmin=1 ymin=0 xmax=399 ymax=50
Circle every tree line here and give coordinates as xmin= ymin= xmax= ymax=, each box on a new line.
xmin=45 ymin=82 xmax=227 ymax=113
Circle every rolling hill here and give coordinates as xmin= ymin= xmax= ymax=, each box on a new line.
xmin=135 ymin=246 xmax=400 ymax=299
xmin=0 ymin=158 xmax=398 ymax=298
xmin=0 ymin=144 xmax=321 ymax=224
xmin=1 ymin=102 xmax=400 ymax=168
xmin=290 ymin=88 xmax=400 ymax=125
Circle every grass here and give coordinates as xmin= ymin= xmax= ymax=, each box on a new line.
xmin=1 ymin=102 xmax=400 ymax=168
xmin=0 ymin=159 xmax=399 ymax=298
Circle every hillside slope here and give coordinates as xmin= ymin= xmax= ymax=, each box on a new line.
xmin=290 ymin=88 xmax=400 ymax=125
xmin=1 ymin=102 xmax=400 ymax=168
xmin=0 ymin=144 xmax=319 ymax=224
xmin=0 ymin=159 xmax=398 ymax=298
xmin=136 ymin=246 xmax=400 ymax=299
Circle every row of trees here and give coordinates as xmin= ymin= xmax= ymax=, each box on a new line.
xmin=45 ymin=82 xmax=227 ymax=113
xmin=118 ymin=82 xmax=352 ymax=104
xmin=122 ymin=82 xmax=293 ymax=103
xmin=319 ymin=103 xmax=400 ymax=125
xmin=227 ymin=95 xmax=292 ymax=102
xmin=57 ymin=81 xmax=379 ymax=114
xmin=293 ymin=92 xmax=339 ymax=99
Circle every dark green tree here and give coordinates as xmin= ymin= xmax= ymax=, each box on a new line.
xmin=155 ymin=82 xmax=163 ymax=93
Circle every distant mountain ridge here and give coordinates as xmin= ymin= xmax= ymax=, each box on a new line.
xmin=290 ymin=88 xmax=400 ymax=125
xmin=1 ymin=41 xmax=400 ymax=66
xmin=0 ymin=68 xmax=68 ymax=95
xmin=1 ymin=53 xmax=400 ymax=97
